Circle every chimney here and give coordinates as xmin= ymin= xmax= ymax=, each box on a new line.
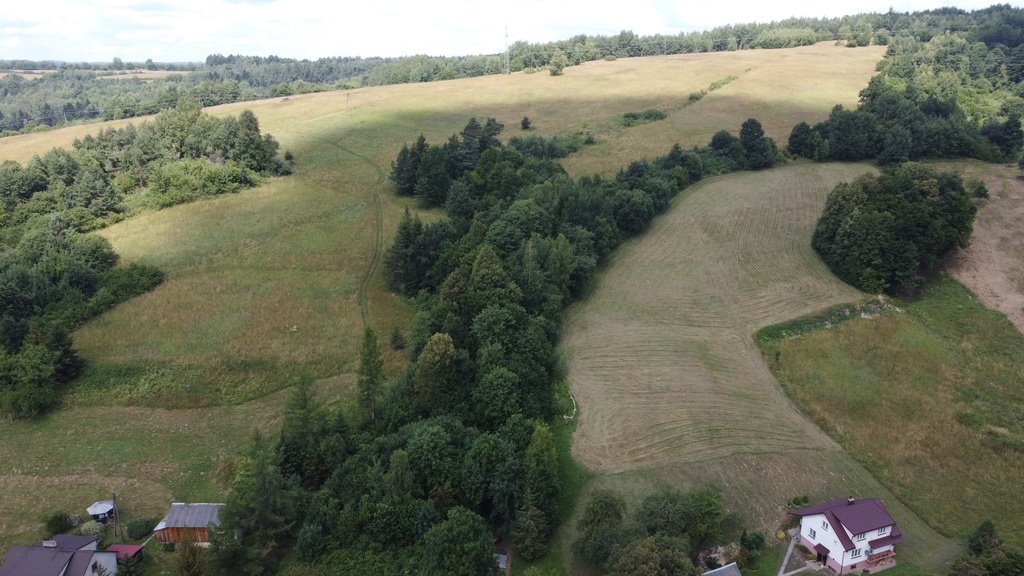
xmin=41 ymin=540 xmax=57 ymax=548
xmin=847 ymin=497 xmax=855 ymax=505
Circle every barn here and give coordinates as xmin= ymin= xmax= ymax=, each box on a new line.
xmin=153 ymin=503 xmax=224 ymax=546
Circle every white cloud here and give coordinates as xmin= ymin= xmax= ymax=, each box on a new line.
xmin=0 ymin=0 xmax=1004 ymax=62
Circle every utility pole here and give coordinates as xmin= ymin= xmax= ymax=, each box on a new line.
xmin=504 ymin=22 xmax=510 ymax=75
xmin=112 ymin=492 xmax=126 ymax=541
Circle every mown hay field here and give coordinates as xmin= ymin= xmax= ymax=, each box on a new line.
xmin=0 ymin=43 xmax=893 ymax=562
xmin=560 ymin=163 xmax=957 ymax=570
xmin=759 ymin=278 xmax=1024 ymax=547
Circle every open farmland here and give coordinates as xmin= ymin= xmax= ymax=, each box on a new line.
xmin=0 ymin=43 xmax=893 ymax=565
xmin=561 ymin=163 xmax=957 ymax=570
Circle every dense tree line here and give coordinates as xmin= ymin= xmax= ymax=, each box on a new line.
xmin=207 ymin=118 xmax=777 ymax=575
xmin=789 ymin=7 xmax=1024 ymax=164
xmin=812 ymin=163 xmax=977 ymax=294
xmin=9 ymin=6 xmax=1024 ymax=138
xmin=569 ymin=486 xmax=758 ymax=576
xmin=0 ymin=99 xmax=290 ymax=417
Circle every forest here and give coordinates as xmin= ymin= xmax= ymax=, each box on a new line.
xmin=0 ymin=99 xmax=290 ymax=417
xmin=194 ymin=118 xmax=781 ymax=575
xmin=4 ymin=5 xmax=1024 ymax=137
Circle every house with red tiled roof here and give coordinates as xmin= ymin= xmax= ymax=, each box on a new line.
xmin=791 ymin=497 xmax=901 ymax=574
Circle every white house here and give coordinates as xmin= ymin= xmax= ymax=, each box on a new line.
xmin=791 ymin=497 xmax=901 ymax=574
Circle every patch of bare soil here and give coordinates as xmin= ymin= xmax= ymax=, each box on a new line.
xmin=944 ymin=161 xmax=1024 ymax=334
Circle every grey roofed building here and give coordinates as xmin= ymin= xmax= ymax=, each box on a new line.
xmin=0 ymin=546 xmax=117 ymax=576
xmin=47 ymin=534 xmax=98 ymax=551
xmin=156 ymin=502 xmax=224 ymax=529
xmin=0 ymin=547 xmax=73 ymax=576
xmin=703 ymin=562 xmax=742 ymax=576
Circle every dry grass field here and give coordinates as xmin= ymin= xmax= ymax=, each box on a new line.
xmin=560 ymin=164 xmax=957 ymax=570
xmin=0 ymin=43 xmax=902 ymax=567
xmin=941 ymin=160 xmax=1024 ymax=333
xmin=0 ymin=70 xmax=51 ymax=80
xmin=97 ymin=70 xmax=184 ymax=81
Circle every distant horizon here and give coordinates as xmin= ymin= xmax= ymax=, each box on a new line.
xmin=1 ymin=1 xmax=1003 ymax=63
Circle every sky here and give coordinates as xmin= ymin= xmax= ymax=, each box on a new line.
xmin=0 ymin=0 xmax=1006 ymax=63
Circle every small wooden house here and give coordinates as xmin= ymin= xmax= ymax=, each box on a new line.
xmin=153 ymin=503 xmax=224 ymax=546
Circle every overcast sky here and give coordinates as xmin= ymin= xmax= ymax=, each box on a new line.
xmin=0 ymin=0 xmax=1004 ymax=63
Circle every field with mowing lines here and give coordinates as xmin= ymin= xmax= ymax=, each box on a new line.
xmin=561 ymin=163 xmax=957 ymax=570
xmin=0 ymin=43 xmax=889 ymax=567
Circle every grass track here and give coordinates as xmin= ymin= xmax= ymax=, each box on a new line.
xmin=561 ymin=163 xmax=958 ymax=570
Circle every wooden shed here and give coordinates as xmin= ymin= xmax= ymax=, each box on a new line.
xmin=153 ymin=503 xmax=224 ymax=546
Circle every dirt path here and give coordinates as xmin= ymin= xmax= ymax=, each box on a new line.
xmin=942 ymin=161 xmax=1024 ymax=334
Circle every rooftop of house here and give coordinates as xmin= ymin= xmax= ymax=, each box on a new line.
xmin=106 ymin=543 xmax=144 ymax=559
xmin=157 ymin=502 xmax=225 ymax=529
xmin=0 ymin=547 xmax=72 ymax=576
xmin=792 ymin=498 xmax=896 ymax=534
xmin=703 ymin=562 xmax=742 ymax=576
xmin=48 ymin=534 xmax=98 ymax=551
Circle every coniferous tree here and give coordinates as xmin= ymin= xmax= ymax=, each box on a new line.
xmin=174 ymin=529 xmax=208 ymax=576
xmin=212 ymin=431 xmax=300 ymax=575
xmin=549 ymin=48 xmax=570 ymax=76
xmin=523 ymin=422 xmax=560 ymax=529
xmin=357 ymin=326 xmax=384 ymax=422
xmin=511 ymin=501 xmax=549 ymax=560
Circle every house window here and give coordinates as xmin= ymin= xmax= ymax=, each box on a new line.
xmin=822 ymin=520 xmax=828 ymax=531
xmin=857 ymin=532 xmax=866 ymax=541
xmin=809 ymin=528 xmax=817 ymax=539
xmin=851 ymin=549 xmax=862 ymax=558
xmin=878 ymin=526 xmax=888 ymax=535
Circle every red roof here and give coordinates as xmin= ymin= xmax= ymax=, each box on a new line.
xmin=105 ymin=544 xmax=144 ymax=559
xmin=792 ymin=498 xmax=897 ymax=552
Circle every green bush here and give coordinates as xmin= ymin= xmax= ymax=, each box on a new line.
xmin=79 ymin=520 xmax=105 ymax=538
xmin=45 ymin=510 xmax=71 ymax=535
xmin=967 ymin=178 xmax=989 ymax=198
xmin=148 ymin=159 xmax=258 ymax=209
xmin=621 ymin=109 xmax=667 ymax=127
xmin=126 ymin=518 xmax=157 ymax=540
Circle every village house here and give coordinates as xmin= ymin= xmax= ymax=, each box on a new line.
xmin=0 ymin=535 xmax=117 ymax=576
xmin=153 ymin=503 xmax=224 ymax=546
xmin=703 ymin=562 xmax=742 ymax=576
xmin=791 ymin=497 xmax=901 ymax=574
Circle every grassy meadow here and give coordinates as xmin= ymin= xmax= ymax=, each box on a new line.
xmin=758 ymin=278 xmax=1024 ymax=547
xmin=559 ymin=163 xmax=957 ymax=571
xmin=0 ymin=43 xmax=891 ymax=569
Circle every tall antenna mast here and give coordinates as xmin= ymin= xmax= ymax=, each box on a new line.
xmin=504 ymin=22 xmax=510 ymax=75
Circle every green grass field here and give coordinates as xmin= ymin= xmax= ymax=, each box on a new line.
xmin=758 ymin=277 xmax=1024 ymax=547
xmin=560 ymin=163 xmax=957 ymax=571
xmin=0 ymin=43 xmax=889 ymax=568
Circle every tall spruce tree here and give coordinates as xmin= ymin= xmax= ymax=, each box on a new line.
xmin=212 ymin=431 xmax=300 ymax=575
xmin=357 ymin=326 xmax=384 ymax=422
